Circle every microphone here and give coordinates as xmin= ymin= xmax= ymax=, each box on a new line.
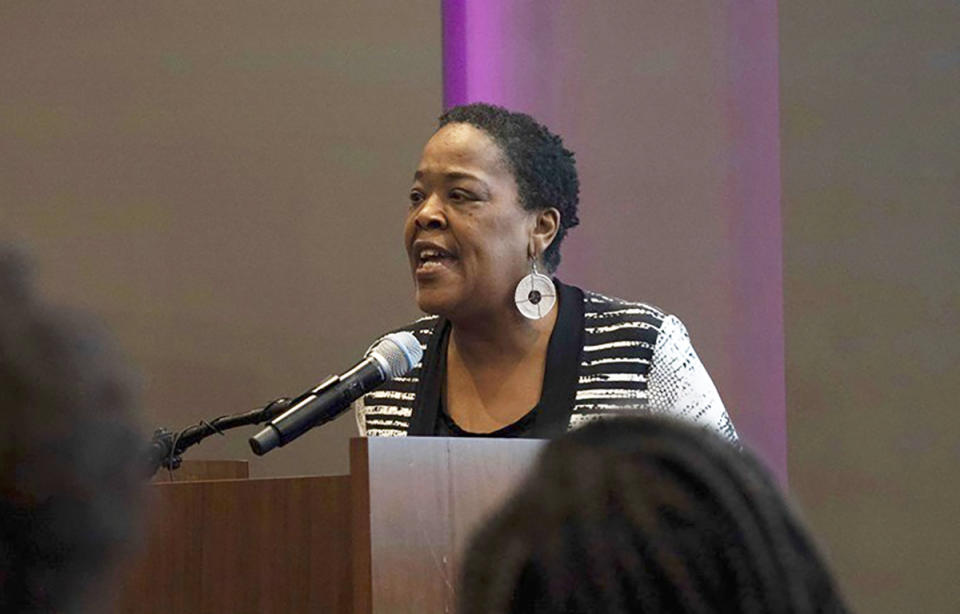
xmin=249 ymin=332 xmax=422 ymax=455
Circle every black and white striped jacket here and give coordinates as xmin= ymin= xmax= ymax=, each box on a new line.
xmin=356 ymin=283 xmax=738 ymax=442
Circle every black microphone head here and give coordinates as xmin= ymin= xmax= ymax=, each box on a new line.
xmin=366 ymin=331 xmax=423 ymax=379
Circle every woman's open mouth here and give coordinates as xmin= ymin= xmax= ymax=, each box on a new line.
xmin=412 ymin=241 xmax=458 ymax=278
xmin=415 ymin=248 xmax=457 ymax=276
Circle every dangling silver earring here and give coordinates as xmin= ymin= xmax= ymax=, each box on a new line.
xmin=514 ymin=259 xmax=557 ymax=320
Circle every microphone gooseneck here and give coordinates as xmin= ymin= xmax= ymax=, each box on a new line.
xmin=249 ymin=331 xmax=422 ymax=455
xmin=144 ymin=397 xmax=293 ymax=478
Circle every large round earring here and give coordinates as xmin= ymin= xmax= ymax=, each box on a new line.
xmin=514 ymin=260 xmax=557 ymax=320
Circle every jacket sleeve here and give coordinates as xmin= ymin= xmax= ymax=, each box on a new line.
xmin=647 ymin=314 xmax=739 ymax=443
xmin=353 ymin=399 xmax=367 ymax=437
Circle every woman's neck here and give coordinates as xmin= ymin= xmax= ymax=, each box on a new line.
xmin=448 ymin=301 xmax=558 ymax=367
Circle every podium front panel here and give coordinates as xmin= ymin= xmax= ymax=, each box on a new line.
xmin=115 ymin=475 xmax=352 ymax=614
xmin=351 ymin=437 xmax=546 ymax=614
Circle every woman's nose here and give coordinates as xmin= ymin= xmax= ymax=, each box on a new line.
xmin=414 ymin=195 xmax=447 ymax=230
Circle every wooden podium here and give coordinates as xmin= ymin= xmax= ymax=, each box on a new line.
xmin=114 ymin=437 xmax=546 ymax=613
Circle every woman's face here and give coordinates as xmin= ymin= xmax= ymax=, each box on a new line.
xmin=405 ymin=123 xmax=536 ymax=320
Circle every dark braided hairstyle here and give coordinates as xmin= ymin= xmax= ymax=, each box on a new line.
xmin=0 ymin=246 xmax=144 ymax=614
xmin=458 ymin=417 xmax=850 ymax=614
xmin=438 ymin=103 xmax=580 ymax=272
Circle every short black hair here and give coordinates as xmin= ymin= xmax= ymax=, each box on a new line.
xmin=439 ymin=103 xmax=580 ymax=272
xmin=0 ymin=247 xmax=144 ymax=613
xmin=458 ymin=417 xmax=849 ymax=614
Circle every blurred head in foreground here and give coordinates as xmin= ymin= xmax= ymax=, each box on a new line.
xmin=459 ymin=417 xmax=849 ymax=614
xmin=0 ymin=247 xmax=144 ymax=614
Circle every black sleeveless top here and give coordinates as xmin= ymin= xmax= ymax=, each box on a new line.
xmin=428 ymin=283 xmax=583 ymax=437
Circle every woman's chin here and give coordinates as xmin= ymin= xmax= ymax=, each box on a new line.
xmin=414 ymin=286 xmax=457 ymax=316
xmin=415 ymin=283 xmax=470 ymax=317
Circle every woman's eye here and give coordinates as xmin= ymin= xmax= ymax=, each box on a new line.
xmin=449 ymin=189 xmax=473 ymax=202
xmin=409 ymin=191 xmax=424 ymax=206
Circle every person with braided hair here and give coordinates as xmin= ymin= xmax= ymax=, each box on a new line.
xmin=458 ymin=417 xmax=849 ymax=614
xmin=0 ymin=246 xmax=145 ymax=614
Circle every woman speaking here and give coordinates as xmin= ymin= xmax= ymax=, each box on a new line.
xmin=356 ymin=103 xmax=737 ymax=442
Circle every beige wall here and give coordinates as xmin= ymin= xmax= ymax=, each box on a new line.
xmin=780 ymin=2 xmax=959 ymax=612
xmin=1 ymin=1 xmax=441 ymax=478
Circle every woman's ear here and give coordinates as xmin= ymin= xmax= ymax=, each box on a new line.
xmin=531 ymin=208 xmax=561 ymax=258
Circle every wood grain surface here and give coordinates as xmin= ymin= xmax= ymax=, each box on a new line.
xmin=351 ymin=437 xmax=546 ymax=614
xmin=114 ymin=475 xmax=352 ymax=614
